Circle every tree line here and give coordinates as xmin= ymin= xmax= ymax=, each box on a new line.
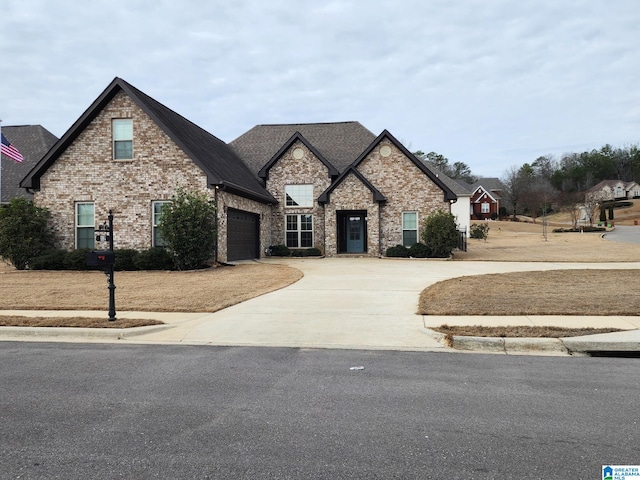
xmin=501 ymin=143 xmax=640 ymax=219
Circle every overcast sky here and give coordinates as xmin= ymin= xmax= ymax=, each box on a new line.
xmin=1 ymin=0 xmax=638 ymax=177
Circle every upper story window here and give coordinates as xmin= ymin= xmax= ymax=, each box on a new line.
xmin=285 ymin=184 xmax=313 ymax=207
xmin=113 ymin=119 xmax=133 ymax=159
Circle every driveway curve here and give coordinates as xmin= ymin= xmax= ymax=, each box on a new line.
xmin=136 ymin=258 xmax=640 ymax=351
xmin=604 ymin=226 xmax=640 ymax=244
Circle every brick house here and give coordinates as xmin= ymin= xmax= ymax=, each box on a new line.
xmin=468 ymin=178 xmax=504 ymax=220
xmin=21 ymin=77 xmax=457 ymax=262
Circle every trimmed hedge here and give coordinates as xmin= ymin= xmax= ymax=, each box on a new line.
xmin=29 ymin=247 xmax=175 ymax=270
xmin=268 ymin=245 xmax=322 ymax=257
xmin=408 ymin=243 xmax=431 ymax=258
xmin=385 ymin=245 xmax=409 ymax=257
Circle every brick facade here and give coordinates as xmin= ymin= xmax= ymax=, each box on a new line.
xmin=33 ymin=92 xmax=271 ymax=263
xmin=322 ymin=172 xmax=381 ymax=256
xmin=352 ymin=140 xmax=450 ymax=254
xmin=28 ymin=81 xmax=455 ymax=263
xmin=264 ymin=141 xmax=332 ymax=252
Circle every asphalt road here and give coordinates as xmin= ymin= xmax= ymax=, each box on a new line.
xmin=1 ymin=343 xmax=638 ymax=479
xmin=604 ymin=225 xmax=640 ymax=244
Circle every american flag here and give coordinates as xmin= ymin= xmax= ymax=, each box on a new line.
xmin=1 ymin=132 xmax=23 ymax=162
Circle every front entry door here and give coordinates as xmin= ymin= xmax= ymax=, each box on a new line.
xmin=347 ymin=215 xmax=364 ymax=253
xmin=337 ymin=210 xmax=367 ymax=254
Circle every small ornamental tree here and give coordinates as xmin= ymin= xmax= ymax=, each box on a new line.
xmin=0 ymin=198 xmax=54 ymax=270
xmin=158 ymin=189 xmax=217 ymax=270
xmin=420 ymin=210 xmax=459 ymax=258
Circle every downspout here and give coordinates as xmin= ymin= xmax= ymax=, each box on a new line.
xmin=378 ymin=202 xmax=383 ymax=257
xmin=214 ymin=185 xmax=219 ymax=265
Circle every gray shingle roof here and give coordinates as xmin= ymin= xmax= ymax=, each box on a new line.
xmin=2 ymin=125 xmax=57 ymax=203
xmin=21 ymin=78 xmax=275 ymax=204
xmin=229 ymin=122 xmax=377 ymax=175
xmin=421 ymin=161 xmax=472 ymax=196
xmin=470 ymin=178 xmax=505 ymax=193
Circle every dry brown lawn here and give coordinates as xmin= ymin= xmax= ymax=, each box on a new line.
xmin=422 ymin=219 xmax=640 ymax=316
xmin=420 ymin=270 xmax=640 ymax=316
xmin=2 ymin=214 xmax=640 ymax=334
xmin=454 ymin=219 xmax=640 ymax=262
xmin=430 ymin=325 xmax=622 ymax=338
xmin=0 ymin=263 xmax=302 ymax=312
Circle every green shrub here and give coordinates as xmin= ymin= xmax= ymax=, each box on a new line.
xmin=470 ymin=223 xmax=490 ymax=240
xmin=269 ymin=245 xmax=291 ymax=256
xmin=408 ymin=243 xmax=431 ymax=258
xmin=134 ymin=247 xmax=174 ymax=270
xmin=158 ymin=189 xmax=217 ymax=270
xmin=420 ymin=210 xmax=458 ymax=258
xmin=385 ymin=245 xmax=409 ymax=257
xmin=0 ymin=198 xmax=54 ymax=270
xmin=114 ymin=249 xmax=139 ymax=271
xmin=64 ymin=249 xmax=92 ymax=270
xmin=30 ymin=249 xmax=68 ymax=270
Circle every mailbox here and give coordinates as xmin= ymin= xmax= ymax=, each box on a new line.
xmin=86 ymin=250 xmax=115 ymax=270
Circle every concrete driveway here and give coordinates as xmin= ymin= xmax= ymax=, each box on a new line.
xmin=131 ymin=257 xmax=640 ymax=351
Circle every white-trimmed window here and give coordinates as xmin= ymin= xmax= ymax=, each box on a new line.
xmin=481 ymin=202 xmax=490 ymax=214
xmin=402 ymin=212 xmax=417 ymax=247
xmin=113 ymin=119 xmax=133 ymax=159
xmin=152 ymin=201 xmax=171 ymax=247
xmin=286 ymin=214 xmax=313 ymax=248
xmin=76 ymin=202 xmax=95 ymax=249
xmin=285 ymin=184 xmax=313 ymax=207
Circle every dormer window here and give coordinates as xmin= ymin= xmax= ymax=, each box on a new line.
xmin=113 ymin=119 xmax=133 ymax=159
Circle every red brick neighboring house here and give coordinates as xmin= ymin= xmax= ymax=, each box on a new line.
xmin=21 ymin=78 xmax=457 ymax=261
xmin=469 ymin=178 xmax=504 ymax=219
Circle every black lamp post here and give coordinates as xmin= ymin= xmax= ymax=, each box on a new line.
xmin=95 ymin=210 xmax=116 ymax=321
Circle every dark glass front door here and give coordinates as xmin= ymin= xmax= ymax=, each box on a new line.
xmin=337 ymin=210 xmax=367 ymax=254
xmin=347 ymin=215 xmax=364 ymax=253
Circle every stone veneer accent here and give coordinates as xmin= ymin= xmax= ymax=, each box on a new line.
xmin=33 ymin=91 xmax=269 ymax=263
xmin=265 ymin=141 xmax=332 ymax=252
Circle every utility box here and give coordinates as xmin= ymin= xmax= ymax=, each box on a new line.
xmin=86 ymin=250 xmax=115 ymax=270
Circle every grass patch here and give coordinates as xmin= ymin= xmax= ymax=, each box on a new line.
xmin=432 ymin=325 xmax=623 ymax=338
xmin=0 ymin=316 xmax=163 ymax=328
xmin=419 ymin=269 xmax=640 ymax=316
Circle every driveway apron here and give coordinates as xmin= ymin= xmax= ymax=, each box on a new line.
xmin=135 ymin=258 xmax=640 ymax=351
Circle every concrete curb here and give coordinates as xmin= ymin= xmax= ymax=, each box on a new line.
xmin=427 ymin=328 xmax=571 ymax=355
xmin=0 ymin=324 xmax=173 ymax=340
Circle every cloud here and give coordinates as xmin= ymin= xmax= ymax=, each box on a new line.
xmin=1 ymin=0 xmax=638 ymax=177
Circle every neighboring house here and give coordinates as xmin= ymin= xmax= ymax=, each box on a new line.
xmin=1 ymin=125 xmax=57 ymax=204
xmin=420 ymin=161 xmax=471 ymax=235
xmin=21 ymin=77 xmax=457 ymax=262
xmin=586 ymin=180 xmax=640 ymax=203
xmin=468 ymin=178 xmax=504 ymax=220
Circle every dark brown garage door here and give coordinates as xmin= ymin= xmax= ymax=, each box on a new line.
xmin=227 ymin=209 xmax=259 ymax=261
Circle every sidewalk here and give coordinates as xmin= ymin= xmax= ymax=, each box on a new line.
xmin=1 ymin=258 xmax=639 ymax=356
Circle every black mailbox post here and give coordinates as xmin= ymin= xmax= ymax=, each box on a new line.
xmin=86 ymin=210 xmax=116 ymax=321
